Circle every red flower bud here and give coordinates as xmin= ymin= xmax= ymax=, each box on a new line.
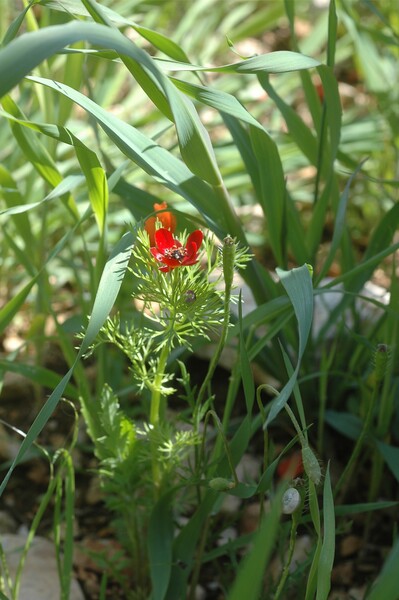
xmin=144 ymin=202 xmax=177 ymax=246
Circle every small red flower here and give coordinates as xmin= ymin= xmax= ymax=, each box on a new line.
xmin=144 ymin=202 xmax=177 ymax=246
xmin=277 ymin=451 xmax=304 ymax=481
xmin=150 ymin=228 xmax=203 ymax=273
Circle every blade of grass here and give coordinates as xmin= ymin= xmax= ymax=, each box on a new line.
xmin=148 ymin=494 xmax=174 ymax=600
xmin=0 ymin=230 xmax=133 ymax=498
xmin=266 ymin=264 xmax=314 ymax=427
xmin=316 ymin=464 xmax=335 ymax=600
xmin=227 ymin=486 xmax=284 ymax=600
xmin=366 ymin=537 xmax=399 ymax=600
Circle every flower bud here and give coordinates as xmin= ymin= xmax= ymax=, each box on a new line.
xmin=222 ymin=235 xmax=235 ymax=291
xmin=209 ymin=477 xmax=235 ymax=491
xmin=183 ymin=290 xmax=196 ymax=304
xmin=373 ymin=343 xmax=389 ymax=384
xmin=302 ymin=445 xmax=322 ymax=486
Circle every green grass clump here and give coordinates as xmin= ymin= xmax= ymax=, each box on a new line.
xmin=0 ymin=1 xmax=398 ymax=598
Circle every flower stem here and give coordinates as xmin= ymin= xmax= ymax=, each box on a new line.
xmin=149 ymin=343 xmax=169 ymax=493
xmin=150 ymin=344 xmax=169 ymax=427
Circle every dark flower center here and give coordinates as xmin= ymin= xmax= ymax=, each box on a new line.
xmin=164 ymin=246 xmax=187 ymax=262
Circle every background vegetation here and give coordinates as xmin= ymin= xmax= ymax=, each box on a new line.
xmin=0 ymin=0 xmax=398 ymax=599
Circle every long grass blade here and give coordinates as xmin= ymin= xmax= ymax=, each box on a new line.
xmin=266 ymin=264 xmax=314 ymax=427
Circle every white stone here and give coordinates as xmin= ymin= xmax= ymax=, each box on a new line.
xmin=0 ymin=534 xmax=84 ymax=600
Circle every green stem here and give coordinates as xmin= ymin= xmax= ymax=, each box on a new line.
xmin=273 ymin=514 xmax=299 ymax=600
xmin=150 ymin=344 xmax=169 ymax=427
xmin=149 ymin=343 xmax=170 ymax=493
xmin=335 ymin=383 xmax=377 ymax=500
xmin=195 ymin=265 xmax=232 ymax=413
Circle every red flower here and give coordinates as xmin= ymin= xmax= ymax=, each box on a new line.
xmin=150 ymin=228 xmax=203 ymax=273
xmin=144 ymin=202 xmax=177 ymax=246
xmin=277 ymin=451 xmax=304 ymax=481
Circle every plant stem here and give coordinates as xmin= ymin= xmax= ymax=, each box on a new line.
xmin=149 ymin=343 xmax=169 ymax=492
xmin=335 ymin=383 xmax=377 ymax=500
xmin=195 ymin=258 xmax=232 ymax=412
xmin=150 ymin=343 xmax=169 ymax=427
xmin=273 ymin=515 xmax=299 ymax=600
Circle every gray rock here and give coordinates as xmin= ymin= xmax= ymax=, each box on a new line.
xmin=0 ymin=534 xmax=84 ymax=600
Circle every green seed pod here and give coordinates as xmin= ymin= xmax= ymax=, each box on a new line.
xmin=373 ymin=343 xmax=390 ymax=384
xmin=222 ymin=235 xmax=236 ymax=291
xmin=302 ymin=445 xmax=322 ymax=486
xmin=183 ymin=289 xmax=196 ymax=304
xmin=209 ymin=477 xmax=235 ymax=491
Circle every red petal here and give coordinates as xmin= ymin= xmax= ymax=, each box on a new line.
xmin=150 ymin=247 xmax=165 ymax=261
xmin=153 ymin=201 xmax=168 ymax=212
xmin=159 ymin=256 xmax=180 ymax=267
xmin=144 ymin=216 xmax=157 ymax=246
xmin=155 ymin=228 xmax=176 ymax=251
xmin=186 ymin=230 xmax=203 ymax=251
xmin=182 ymin=257 xmax=198 ymax=266
xmin=184 ymin=242 xmax=197 ymax=261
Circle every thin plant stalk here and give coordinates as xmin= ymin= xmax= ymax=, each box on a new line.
xmin=335 ymin=382 xmax=377 ymax=500
xmin=273 ymin=511 xmax=301 ymax=600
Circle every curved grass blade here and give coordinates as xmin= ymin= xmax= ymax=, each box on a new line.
xmin=0 ymin=173 xmax=84 ymax=217
xmin=156 ymin=51 xmax=320 ymax=74
xmin=0 ymin=360 xmax=79 ymax=401
xmin=0 ymin=231 xmax=133 ymax=498
xmin=266 ymin=264 xmax=314 ymax=427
